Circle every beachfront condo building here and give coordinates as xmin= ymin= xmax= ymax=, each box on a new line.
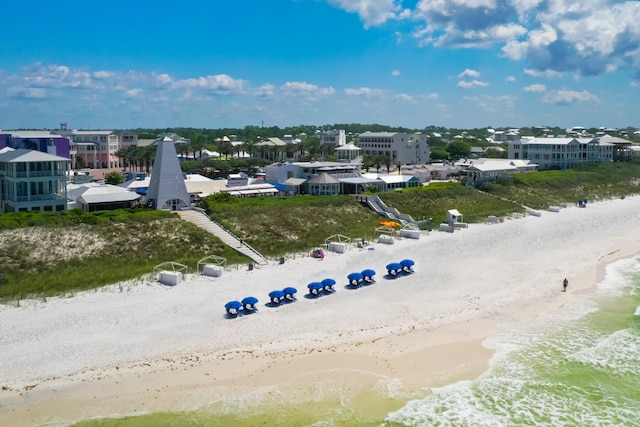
xmin=507 ymin=137 xmax=615 ymax=170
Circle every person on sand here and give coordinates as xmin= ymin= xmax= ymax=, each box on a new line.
xmin=563 ymin=278 xmax=569 ymax=292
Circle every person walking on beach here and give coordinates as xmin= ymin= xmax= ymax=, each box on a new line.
xmin=562 ymin=278 xmax=569 ymax=292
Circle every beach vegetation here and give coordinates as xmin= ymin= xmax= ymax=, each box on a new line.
xmin=0 ymin=208 xmax=250 ymax=301
xmin=479 ymin=159 xmax=640 ymax=209
xmin=4 ymin=161 xmax=640 ymax=300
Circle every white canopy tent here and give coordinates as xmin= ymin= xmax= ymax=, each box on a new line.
xmin=197 ymin=255 xmax=227 ymax=277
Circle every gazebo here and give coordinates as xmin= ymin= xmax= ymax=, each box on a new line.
xmin=307 ymin=173 xmax=340 ymax=196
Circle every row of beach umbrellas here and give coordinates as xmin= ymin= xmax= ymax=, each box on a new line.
xmin=307 ymin=278 xmax=337 ymax=296
xmin=347 ymin=269 xmax=377 ymax=287
xmin=386 ymin=259 xmax=415 ymax=277
xmin=224 ymin=260 xmax=414 ymax=316
xmin=225 ymin=287 xmax=299 ymax=316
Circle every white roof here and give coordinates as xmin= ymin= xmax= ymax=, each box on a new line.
xmin=335 ymin=143 xmax=361 ymax=151
xmin=68 ymin=183 xmax=140 ymax=204
xmin=121 ymin=177 xmax=151 ymax=190
xmin=362 ymin=173 xmax=415 ymax=183
xmin=8 ymin=131 xmax=67 ymax=139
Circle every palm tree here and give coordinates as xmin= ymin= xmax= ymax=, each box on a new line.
xmin=141 ymin=145 xmax=156 ymax=174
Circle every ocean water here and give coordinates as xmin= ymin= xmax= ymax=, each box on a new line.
xmin=75 ymin=255 xmax=640 ymax=427
xmin=384 ymin=254 xmax=640 ymax=427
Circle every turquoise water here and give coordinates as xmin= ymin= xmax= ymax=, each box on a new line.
xmin=384 ymin=255 xmax=640 ymax=427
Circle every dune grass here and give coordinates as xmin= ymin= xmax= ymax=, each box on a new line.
xmin=4 ymin=161 xmax=640 ymax=301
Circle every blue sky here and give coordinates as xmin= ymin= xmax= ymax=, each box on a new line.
xmin=1 ymin=0 xmax=639 ymax=131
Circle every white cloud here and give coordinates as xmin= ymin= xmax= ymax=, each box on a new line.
xmin=254 ymin=84 xmax=276 ymax=97
xmin=8 ymin=86 xmax=48 ymax=99
xmin=458 ymin=69 xmax=480 ymax=78
xmin=394 ymin=93 xmax=416 ymax=103
xmin=328 ymin=0 xmax=407 ymax=28
xmin=411 ymin=0 xmax=640 ymax=77
xmin=542 ymin=89 xmax=600 ymax=104
xmin=523 ymin=84 xmax=546 ymax=92
xmin=392 ymin=70 xmax=400 ymax=76
xmin=524 ymin=69 xmax=563 ymax=79
xmin=457 ymin=80 xmax=489 ymax=88
xmin=280 ymin=81 xmax=335 ymax=97
xmin=506 ymin=76 xmax=516 ymax=82
xmin=344 ymin=87 xmax=387 ymax=97
xmin=172 ymin=74 xmax=247 ymax=93
xmin=123 ymin=88 xmax=143 ymax=98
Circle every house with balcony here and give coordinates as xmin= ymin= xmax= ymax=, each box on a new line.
xmin=0 ymin=148 xmax=70 ymax=213
xmin=54 ymin=125 xmax=139 ymax=169
xmin=507 ymin=137 xmax=614 ymax=170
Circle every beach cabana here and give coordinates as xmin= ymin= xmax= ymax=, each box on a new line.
xmin=361 ymin=269 xmax=376 ymax=284
xmin=375 ymin=226 xmax=396 ymax=244
xmin=324 ymin=234 xmax=351 ymax=253
xmin=347 ymin=272 xmax=364 ymax=287
xmin=197 ymin=255 xmax=227 ymax=277
xmin=224 ymin=300 xmax=243 ymax=316
xmin=400 ymin=259 xmax=415 ymax=274
xmin=268 ymin=290 xmax=285 ymax=305
xmin=241 ymin=296 xmax=259 ymax=312
xmin=282 ymin=287 xmax=298 ymax=302
xmin=153 ymin=261 xmax=188 ymax=286
xmin=321 ymin=278 xmax=337 ymax=293
xmin=307 ymin=282 xmax=324 ymax=296
xmin=386 ymin=262 xmax=403 ymax=278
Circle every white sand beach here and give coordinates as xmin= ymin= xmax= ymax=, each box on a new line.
xmin=2 ymin=197 xmax=640 ymax=426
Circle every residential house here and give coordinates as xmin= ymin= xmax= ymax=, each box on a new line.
xmin=0 ymin=131 xmax=71 ymax=159
xmin=0 ymin=148 xmax=70 ymax=213
xmin=458 ymin=158 xmax=538 ymax=186
xmin=67 ymin=182 xmax=141 ymax=212
xmin=320 ymin=129 xmax=347 ymax=147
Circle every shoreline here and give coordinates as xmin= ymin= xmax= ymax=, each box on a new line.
xmin=2 ymin=196 xmax=640 ymax=426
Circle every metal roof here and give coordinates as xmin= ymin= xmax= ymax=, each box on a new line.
xmin=68 ymin=183 xmax=141 ymax=204
xmin=0 ymin=148 xmax=70 ymax=163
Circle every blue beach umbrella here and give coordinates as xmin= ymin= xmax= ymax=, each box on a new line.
xmin=347 ymin=272 xmax=364 ymax=287
xmin=361 ymin=269 xmax=376 ymax=283
xmin=224 ymin=300 xmax=242 ymax=315
xmin=241 ymin=296 xmax=259 ymax=311
xmin=282 ymin=287 xmax=298 ymax=301
xmin=321 ymin=278 xmax=337 ymax=293
xmin=307 ymin=282 xmax=324 ymax=295
xmin=400 ymin=259 xmax=415 ymax=274
xmin=386 ymin=263 xmax=403 ymax=277
xmin=268 ymin=290 xmax=285 ymax=304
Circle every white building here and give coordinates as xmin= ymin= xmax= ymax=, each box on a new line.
xmin=508 ymin=137 xmax=614 ymax=170
xmin=320 ymin=129 xmax=347 ymax=147
xmin=355 ymin=131 xmax=430 ymax=165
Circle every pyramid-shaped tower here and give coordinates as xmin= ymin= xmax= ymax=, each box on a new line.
xmin=146 ymin=135 xmax=191 ymax=210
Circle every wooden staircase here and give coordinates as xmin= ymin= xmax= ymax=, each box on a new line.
xmin=177 ymin=208 xmax=269 ymax=266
